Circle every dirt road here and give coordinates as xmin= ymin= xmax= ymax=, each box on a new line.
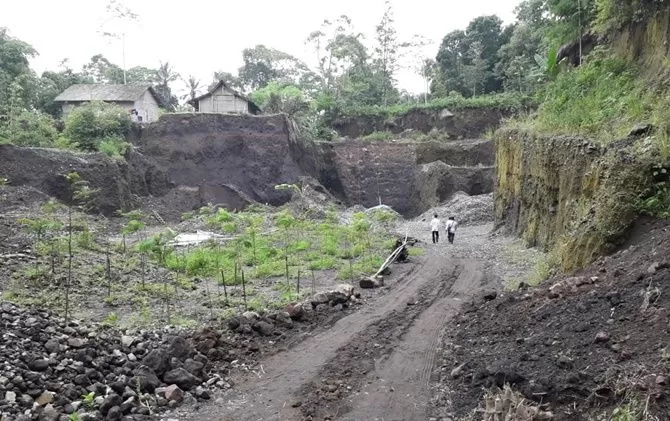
xmin=181 ymin=224 xmax=502 ymax=421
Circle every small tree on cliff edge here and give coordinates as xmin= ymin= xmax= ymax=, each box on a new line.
xmin=63 ymin=172 xmax=97 ymax=323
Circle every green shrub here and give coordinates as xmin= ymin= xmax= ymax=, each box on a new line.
xmin=531 ymin=49 xmax=646 ymax=139
xmin=0 ymin=110 xmax=58 ymax=147
xmin=338 ymin=92 xmax=533 ymax=120
xmin=98 ymin=136 xmax=129 ymax=159
xmin=64 ymin=101 xmax=131 ymax=151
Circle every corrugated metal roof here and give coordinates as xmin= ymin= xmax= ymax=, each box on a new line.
xmin=54 ymin=84 xmax=152 ymax=102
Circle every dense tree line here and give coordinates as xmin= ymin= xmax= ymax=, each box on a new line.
xmin=0 ymin=0 xmax=627 ymax=146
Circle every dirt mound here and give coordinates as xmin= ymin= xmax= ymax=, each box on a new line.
xmin=418 ymin=191 xmax=493 ymax=226
xmin=431 ymin=217 xmax=670 ymax=420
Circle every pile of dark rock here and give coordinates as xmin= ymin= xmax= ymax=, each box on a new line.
xmin=226 ymin=283 xmax=360 ymax=337
xmin=0 ymin=284 xmax=362 ymax=421
xmin=0 ymin=302 xmax=231 ymax=421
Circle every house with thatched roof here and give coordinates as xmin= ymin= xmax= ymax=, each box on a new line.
xmin=188 ymin=81 xmax=261 ymax=115
xmin=54 ymin=84 xmax=162 ymax=123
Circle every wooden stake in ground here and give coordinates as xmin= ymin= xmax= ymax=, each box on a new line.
xmin=311 ymin=270 xmax=316 ymax=295
xmin=241 ymin=265 xmax=247 ymax=310
xmin=204 ymin=278 xmax=214 ymax=320
xmin=220 ymin=270 xmax=228 ymax=307
xmin=296 ymin=269 xmax=301 ymax=300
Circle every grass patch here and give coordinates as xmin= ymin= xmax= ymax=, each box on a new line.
xmin=407 ymin=247 xmax=424 ymax=256
xmin=361 ymin=131 xmax=394 ymax=141
xmin=529 ymin=252 xmax=560 ymax=286
xmin=154 ymin=209 xmax=393 ymax=288
xmin=516 ymin=47 xmax=670 ymax=156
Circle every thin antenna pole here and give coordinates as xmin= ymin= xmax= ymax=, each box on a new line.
xmin=122 ymin=32 xmax=127 ymax=84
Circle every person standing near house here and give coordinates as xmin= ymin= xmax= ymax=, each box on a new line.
xmin=430 ymin=214 xmax=441 ymax=244
xmin=445 ymin=216 xmax=458 ymax=244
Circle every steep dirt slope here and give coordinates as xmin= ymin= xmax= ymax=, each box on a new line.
xmin=0 ymin=145 xmax=169 ymax=215
xmin=128 ymin=112 xmax=500 ymax=218
xmin=134 ymin=114 xmax=304 ymax=210
xmin=431 ymin=217 xmax=670 ymax=420
xmin=312 ymin=138 xmax=494 ymax=217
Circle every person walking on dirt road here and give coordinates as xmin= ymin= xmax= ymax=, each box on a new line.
xmin=430 ymin=214 xmax=441 ymax=244
xmin=445 ymin=216 xmax=458 ymax=244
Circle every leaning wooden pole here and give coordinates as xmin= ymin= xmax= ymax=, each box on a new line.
xmin=373 ymin=232 xmax=408 ymax=277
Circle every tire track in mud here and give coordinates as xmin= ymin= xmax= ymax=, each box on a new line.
xmin=186 ymin=252 xmax=443 ymax=421
xmin=339 ymin=260 xmax=487 ymax=421
xmin=297 ymin=263 xmax=463 ymax=421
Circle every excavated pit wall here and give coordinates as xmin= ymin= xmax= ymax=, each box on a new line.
xmin=1 ymin=109 xmax=504 ymax=220
xmin=494 ymin=128 xmax=655 ymax=270
xmin=0 ymin=145 xmax=169 ymax=215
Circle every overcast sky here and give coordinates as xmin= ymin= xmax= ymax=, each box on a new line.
xmin=2 ymin=0 xmax=521 ymax=96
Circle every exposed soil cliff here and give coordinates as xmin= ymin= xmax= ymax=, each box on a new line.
xmin=0 ymin=145 xmax=170 ymax=215
xmin=310 ymin=139 xmax=494 ymax=217
xmin=494 ymin=128 xmax=658 ymax=270
xmin=130 ymin=113 xmax=496 ymax=218
xmin=1 ymin=111 xmax=500 ymax=220
xmin=133 ymin=113 xmax=304 ymax=210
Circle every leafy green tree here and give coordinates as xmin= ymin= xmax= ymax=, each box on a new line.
xmin=434 ymin=30 xmax=467 ymax=95
xmin=238 ymin=45 xmax=315 ymax=92
xmin=546 ymin=0 xmax=596 ymax=46
xmin=0 ymin=110 xmax=58 ymax=146
xmin=63 ymin=101 xmax=131 ymax=151
xmin=82 ymin=54 xmax=125 ymax=84
xmin=251 ymin=82 xmax=309 ymax=116
xmin=306 ymin=16 xmax=367 ymax=94
xmin=126 ymin=65 xmax=158 ymax=85
xmin=0 ymin=28 xmax=38 ymax=115
xmin=211 ymin=71 xmax=244 ymax=92
xmin=463 ymin=41 xmax=488 ymax=97
xmin=495 ymin=0 xmax=552 ymax=94
xmin=434 ymin=15 xmax=510 ymax=96
xmin=183 ymin=75 xmax=201 ymax=103
xmin=36 ymin=61 xmax=93 ymax=117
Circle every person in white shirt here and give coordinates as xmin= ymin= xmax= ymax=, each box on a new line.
xmin=430 ymin=214 xmax=441 ymax=244
xmin=445 ymin=217 xmax=458 ymax=244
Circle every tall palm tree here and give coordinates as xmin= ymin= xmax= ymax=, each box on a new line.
xmin=183 ymin=75 xmax=201 ymax=103
xmin=156 ymin=61 xmax=179 ymax=87
xmin=154 ymin=61 xmax=179 ymax=111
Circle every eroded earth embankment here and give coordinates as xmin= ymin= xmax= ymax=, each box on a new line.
xmin=2 ymin=109 xmax=502 ymax=221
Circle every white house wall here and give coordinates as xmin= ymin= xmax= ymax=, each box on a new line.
xmin=198 ymin=85 xmax=249 ymax=114
xmin=134 ymin=91 xmax=160 ymax=122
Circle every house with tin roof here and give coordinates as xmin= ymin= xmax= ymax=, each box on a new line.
xmin=54 ymin=84 xmax=163 ymax=123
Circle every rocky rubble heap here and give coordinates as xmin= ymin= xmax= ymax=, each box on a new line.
xmin=0 ymin=302 xmax=235 ymax=421
xmin=0 ymin=283 xmax=362 ymax=421
xmin=418 ymin=191 xmax=493 ymax=226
